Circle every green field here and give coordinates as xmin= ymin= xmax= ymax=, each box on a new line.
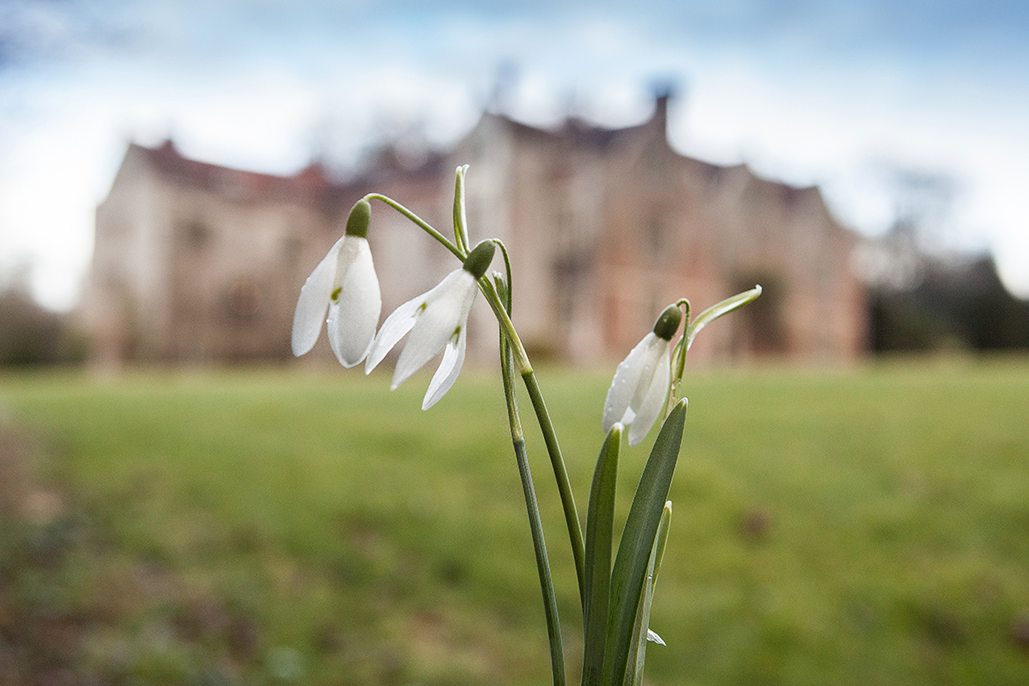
xmin=2 ymin=358 xmax=1029 ymax=685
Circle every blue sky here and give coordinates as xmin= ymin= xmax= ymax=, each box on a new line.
xmin=2 ymin=0 xmax=1028 ymax=308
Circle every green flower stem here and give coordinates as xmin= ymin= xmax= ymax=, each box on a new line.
xmin=501 ymin=334 xmax=566 ymax=686
xmin=496 ymin=239 xmax=514 ymax=313
xmin=453 ymin=165 xmax=471 ymax=253
xmin=481 ymin=276 xmax=586 ymax=607
xmin=520 ymin=367 xmax=586 ymax=606
xmin=667 ymin=299 xmax=691 ymax=417
xmin=365 ymin=193 xmax=465 ymax=261
xmin=479 ymin=279 xmax=532 ymax=373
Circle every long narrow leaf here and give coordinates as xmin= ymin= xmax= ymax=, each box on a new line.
xmin=603 ymin=398 xmax=688 ymax=686
xmin=581 ymin=425 xmax=622 ymax=686
xmin=684 ymin=285 xmax=762 ymax=351
xmin=626 ymin=502 xmax=672 ymax=686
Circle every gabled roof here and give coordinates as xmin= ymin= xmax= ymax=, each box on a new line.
xmin=475 ymin=106 xmax=656 ymax=153
xmin=129 ymin=140 xmax=353 ymax=206
xmin=471 ymin=99 xmax=850 ymax=238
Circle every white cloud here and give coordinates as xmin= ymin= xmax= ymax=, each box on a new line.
xmin=671 ymin=54 xmax=1029 ymax=296
xmin=3 ymin=0 xmax=1029 ymax=310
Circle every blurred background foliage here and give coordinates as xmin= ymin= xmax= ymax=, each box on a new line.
xmin=0 ymin=268 xmax=86 ymax=367
xmin=870 ymin=254 xmax=1029 ymax=353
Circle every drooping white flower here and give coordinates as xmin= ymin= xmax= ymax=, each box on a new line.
xmin=365 ymin=240 xmax=495 ymax=410
xmin=291 ymin=200 xmax=381 ymax=367
xmin=603 ymin=305 xmax=682 ymax=446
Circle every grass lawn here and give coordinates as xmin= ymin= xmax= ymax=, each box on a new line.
xmin=2 ymin=356 xmax=1029 ymax=685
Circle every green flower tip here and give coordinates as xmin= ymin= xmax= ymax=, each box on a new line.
xmin=652 ymin=304 xmax=683 ymax=341
xmin=344 ymin=199 xmax=372 ymax=238
xmin=462 ymin=240 xmax=496 ymax=279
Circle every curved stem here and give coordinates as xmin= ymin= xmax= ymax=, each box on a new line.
xmin=496 ymin=239 xmax=514 ymax=313
xmin=478 ymin=277 xmax=532 ymax=373
xmin=453 ymin=165 xmax=471 ymax=253
xmin=666 ymin=299 xmax=691 ymax=419
xmin=365 ymin=193 xmax=465 ymax=260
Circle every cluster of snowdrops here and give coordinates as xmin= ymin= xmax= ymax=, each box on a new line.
xmin=291 ymin=166 xmax=760 ymax=686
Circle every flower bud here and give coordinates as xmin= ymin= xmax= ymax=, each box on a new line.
xmin=652 ymin=304 xmax=682 ymax=341
xmin=461 ymin=240 xmax=496 ymax=279
xmin=344 ymin=199 xmax=372 ymax=238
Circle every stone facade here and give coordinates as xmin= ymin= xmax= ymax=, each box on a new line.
xmin=83 ymin=94 xmax=866 ymax=368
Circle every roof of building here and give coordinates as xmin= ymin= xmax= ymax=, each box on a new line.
xmin=122 ymin=95 xmax=841 ymax=233
xmin=131 ymin=139 xmax=354 ymax=207
xmin=472 ymin=96 xmax=836 ymax=220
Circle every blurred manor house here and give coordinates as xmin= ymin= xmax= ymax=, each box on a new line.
xmin=84 ymin=93 xmax=866 ymax=367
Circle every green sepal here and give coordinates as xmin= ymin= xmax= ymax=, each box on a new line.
xmin=462 ymin=240 xmax=496 ymax=279
xmin=603 ymin=398 xmax=688 ymax=686
xmin=581 ymin=424 xmax=622 ymax=686
xmin=652 ymin=305 xmax=682 ymax=341
xmin=344 ymin=199 xmax=372 ymax=238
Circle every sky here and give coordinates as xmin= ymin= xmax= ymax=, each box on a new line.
xmin=2 ymin=0 xmax=1028 ymax=310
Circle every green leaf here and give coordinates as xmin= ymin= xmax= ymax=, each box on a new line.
xmin=626 ymin=502 xmax=672 ymax=686
xmin=684 ymin=285 xmax=762 ymax=351
xmin=602 ymin=398 xmax=688 ymax=686
xmin=581 ymin=424 xmax=622 ymax=686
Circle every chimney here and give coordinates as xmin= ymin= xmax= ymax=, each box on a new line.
xmin=651 ymin=81 xmax=677 ymax=137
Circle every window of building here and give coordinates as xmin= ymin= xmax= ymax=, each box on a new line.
xmin=648 ymin=213 xmax=666 ymax=255
xmin=225 ymin=278 xmax=262 ymax=320
xmin=183 ymin=221 xmax=210 ymax=250
xmin=281 ymin=234 xmax=303 ymax=267
xmin=733 ymin=275 xmax=788 ymax=357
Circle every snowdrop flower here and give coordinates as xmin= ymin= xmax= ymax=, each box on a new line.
xmin=366 ymin=240 xmax=495 ymax=410
xmin=292 ymin=200 xmax=381 ymax=367
xmin=603 ymin=305 xmax=682 ymax=446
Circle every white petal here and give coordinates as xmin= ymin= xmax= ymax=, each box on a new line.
xmin=603 ymin=333 xmax=659 ymax=432
xmin=627 ymin=345 xmax=671 ymax=447
xmin=646 ymin=629 xmax=666 ymax=646
xmin=628 ymin=338 xmax=664 ymax=413
xmin=422 ymin=328 xmax=467 ymax=410
xmin=327 ymin=238 xmax=381 ymax=367
xmin=291 ymin=236 xmax=344 ymax=356
xmin=326 ymin=301 xmax=342 ymax=361
xmin=365 ymin=297 xmax=422 ymax=373
xmin=391 ymin=270 xmax=476 ymax=389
